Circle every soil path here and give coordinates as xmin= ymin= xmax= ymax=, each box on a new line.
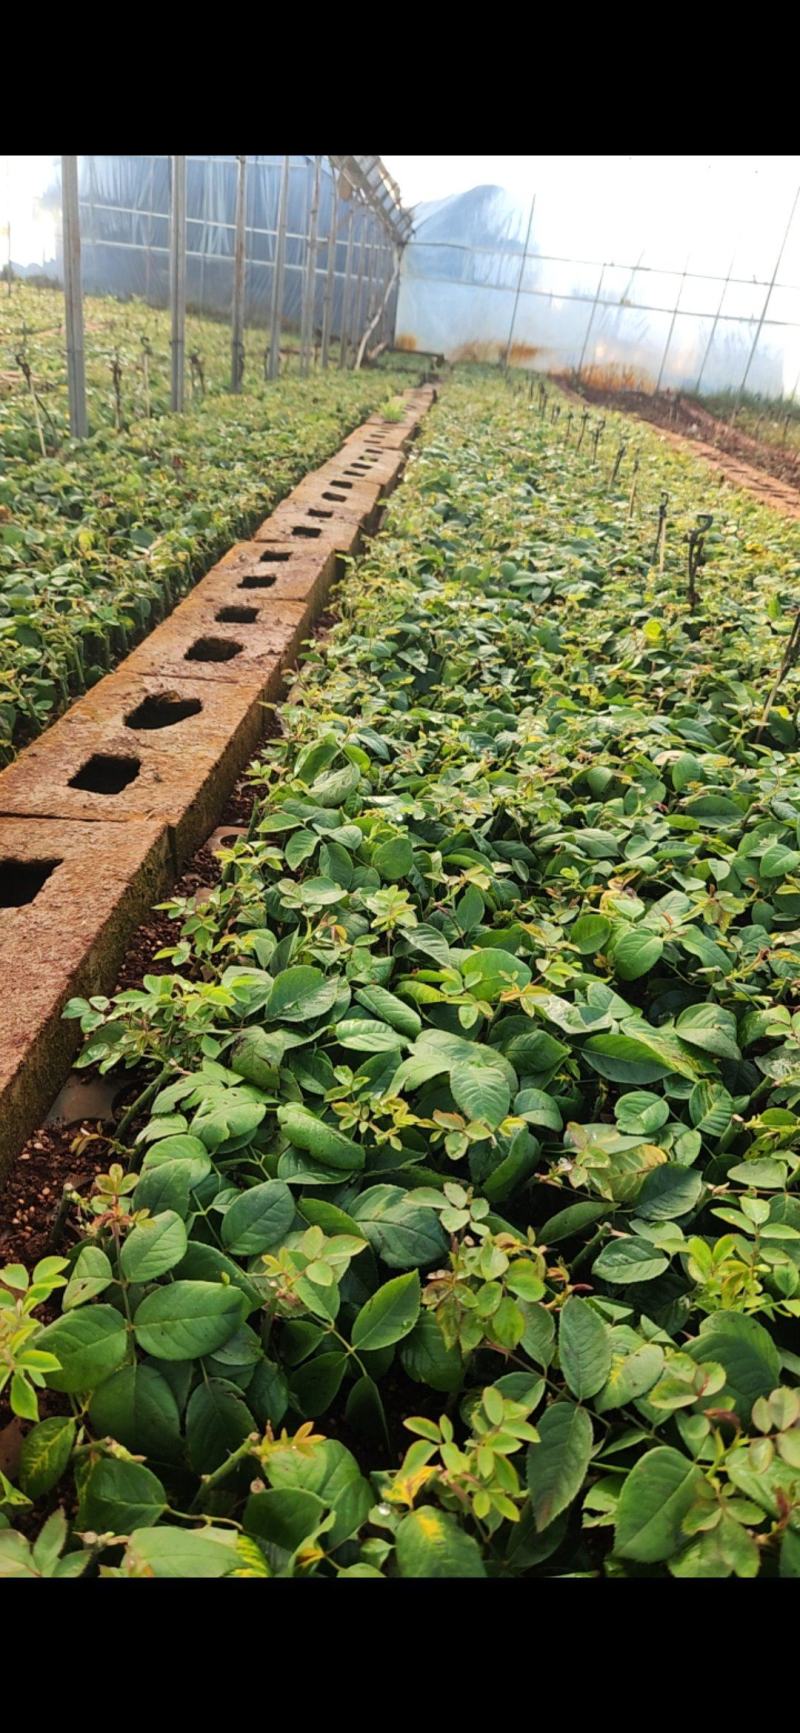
xmin=555 ymin=379 xmax=800 ymax=520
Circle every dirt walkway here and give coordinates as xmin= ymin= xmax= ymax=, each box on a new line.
xmin=555 ymin=379 xmax=800 ymax=520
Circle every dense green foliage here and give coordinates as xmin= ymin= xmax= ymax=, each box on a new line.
xmin=0 ymin=285 xmax=344 ymax=444
xmin=2 ymin=373 xmax=800 ymax=1579
xmin=0 ymin=286 xmax=406 ymax=762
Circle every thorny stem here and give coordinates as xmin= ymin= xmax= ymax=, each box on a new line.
xmin=115 ymin=1063 xmax=172 ymax=1147
xmin=755 ymin=609 xmax=800 ymax=742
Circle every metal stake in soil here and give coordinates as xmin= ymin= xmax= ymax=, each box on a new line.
xmin=651 ymin=492 xmax=669 ymax=572
xmin=756 ymin=609 xmax=800 ymax=742
xmin=627 ymin=455 xmax=640 ymax=521
xmin=686 ymin=512 xmax=713 ymax=609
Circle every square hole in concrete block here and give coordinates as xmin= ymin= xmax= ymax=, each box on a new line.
xmin=239 ymin=574 xmax=276 ymax=590
xmin=307 ymin=508 xmax=333 ymax=520
xmin=216 ymin=605 xmax=259 ymax=624
xmin=68 ymin=754 xmax=141 ymax=795
xmin=322 ymin=492 xmax=346 ymax=503
xmin=259 ymin=551 xmax=291 ymax=563
xmin=0 ymin=858 xmax=61 ymax=907
xmin=291 ymin=525 xmax=322 ymax=539
xmin=125 ymin=692 xmax=203 ymax=730
xmin=185 ymin=637 xmax=243 ymax=662
xmin=331 ymin=479 xmax=353 ymax=489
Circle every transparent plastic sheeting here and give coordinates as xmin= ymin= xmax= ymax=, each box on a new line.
xmin=45 ymin=156 xmax=397 ymax=341
xmin=394 ymin=157 xmax=800 ymax=399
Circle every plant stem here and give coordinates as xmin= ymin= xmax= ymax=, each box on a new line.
xmin=115 ymin=1063 xmax=172 ymax=1147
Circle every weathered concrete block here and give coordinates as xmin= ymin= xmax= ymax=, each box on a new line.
xmin=120 ymin=595 xmax=309 ymax=690
xmin=316 ymin=449 xmax=406 ymax=499
xmin=0 ymin=817 xmax=170 ymax=1179
xmin=192 ymin=542 xmax=337 ymax=611
xmin=287 ymin=474 xmax=383 ymax=533
xmin=0 ymin=671 xmax=267 ymax=863
xmin=253 ymin=507 xmax=363 ymax=556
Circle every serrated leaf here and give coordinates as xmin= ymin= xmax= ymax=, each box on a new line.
xmin=558 ymin=1297 xmax=611 ymax=1400
xmin=526 ymin=1401 xmax=594 ymax=1531
xmin=615 ymin=1447 xmax=705 ymax=1562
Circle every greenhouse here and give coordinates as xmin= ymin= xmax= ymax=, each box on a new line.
xmin=0 ymin=152 xmax=799 ymax=1584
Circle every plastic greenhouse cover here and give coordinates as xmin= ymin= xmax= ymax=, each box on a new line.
xmin=394 ymin=157 xmax=800 ymax=398
xmin=47 ymin=156 xmax=396 ymax=339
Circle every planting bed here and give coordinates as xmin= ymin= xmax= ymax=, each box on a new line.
xmin=0 ymin=385 xmax=433 ymax=1189
xmin=1 ymin=299 xmax=410 ymax=765
xmin=562 ymin=375 xmax=800 ymax=510
xmin=2 ymin=372 xmax=800 ymax=1581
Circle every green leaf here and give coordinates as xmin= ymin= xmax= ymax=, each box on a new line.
xmin=221 ymin=1181 xmax=296 ymax=1254
xmin=595 ymin=1341 xmax=665 ymax=1413
xmin=450 ymin=1058 xmax=510 ymax=1129
xmin=727 ymin=1156 xmax=788 ymax=1190
xmin=290 ymin=1351 xmax=348 ymax=1418
xmin=19 ymin=1417 xmax=76 ymax=1499
xmin=244 ymin=1488 xmax=327 ymax=1553
xmin=674 ymin=1004 xmax=741 ymax=1061
xmin=614 ymin=1447 xmax=705 ymax=1562
xmin=186 ymin=1378 xmax=255 ymax=1473
xmin=120 ymin=1210 xmax=187 ymax=1282
xmin=689 ymin=1081 xmax=733 ymax=1137
xmin=612 ymin=929 xmax=664 ymax=981
xmin=400 ymin=1312 xmax=465 ymax=1393
xmin=88 ymin=1364 xmax=182 ymax=1460
xmin=374 ymin=836 xmax=414 ymax=880
xmin=133 ymin=1281 xmax=246 ymax=1361
xmin=32 ymin=1508 xmax=69 ymax=1575
xmin=285 ymin=829 xmax=318 ymax=870
xmin=277 ymin=1104 xmax=365 ymax=1172
xmin=761 ymin=844 xmax=800 ymax=879
xmin=63 ymin=1245 xmax=114 ymax=1310
xmin=540 ymin=1201 xmax=609 ymax=1243
xmin=0 ymin=1530 xmax=38 ymax=1577
xmin=352 ymin=1185 xmax=448 ymax=1270
xmin=80 ymin=1458 xmax=166 ymax=1533
xmin=558 ymin=1298 xmax=612 ymax=1400
xmin=520 ymin=1301 xmax=556 ymax=1368
xmin=780 ymin=1531 xmax=800 ymax=1578
xmin=352 ymin=1271 xmax=421 ymax=1352
xmin=333 ymin=1017 xmax=405 ymax=1053
xmin=686 ymin=1313 xmax=781 ymax=1422
xmin=570 ymin=913 xmax=612 ymax=955
xmin=615 ymin=1091 xmax=669 ymax=1135
xmin=514 ymin=1088 xmax=563 ymax=1131
xmin=266 ymin=965 xmax=339 ymax=1023
xmin=636 ymin=1164 xmax=703 ymax=1220
xmin=395 ymin=1507 xmax=486 ymax=1577
xmin=593 ymin=1237 xmax=670 ymax=1284
xmin=37 ymin=1306 xmax=128 ymax=1394
xmin=140 ymin=1135 xmax=211 ymax=1184
xmin=462 ymin=947 xmax=532 ymax=1003
xmin=583 ymin=1033 xmax=673 ymax=1085
xmin=525 ymin=1401 xmax=594 ymax=1532
xmin=123 ymin=1527 xmax=238 ymax=1578
xmin=355 ymin=985 xmax=421 ymax=1039
xmin=264 ymin=1437 xmax=371 ymax=1550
